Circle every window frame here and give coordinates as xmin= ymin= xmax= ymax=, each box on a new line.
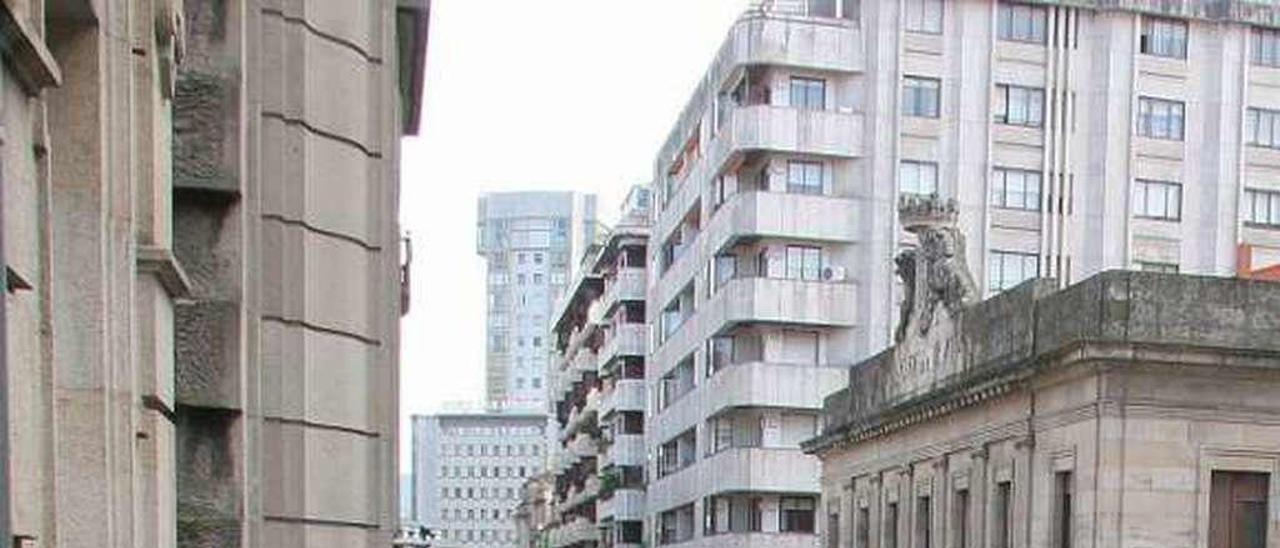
xmin=1246 ymin=107 xmax=1280 ymax=149
xmin=991 ymin=167 xmax=1042 ymax=211
xmin=994 ymin=83 xmax=1045 ymax=127
xmin=988 ymin=250 xmax=1040 ymax=293
xmin=787 ymin=160 xmax=825 ymax=195
xmin=903 ymin=0 xmax=943 ymax=34
xmin=899 ymin=160 xmax=940 ymax=197
xmin=997 ymin=2 xmax=1047 ymax=44
xmin=1244 ymin=188 xmax=1280 ymax=227
xmin=1132 ymin=179 xmax=1183 ymax=221
xmin=1252 ymin=26 xmax=1280 ymax=67
xmin=1136 ymin=96 xmax=1186 ymax=141
xmin=903 ymin=76 xmax=942 ymax=118
xmin=1140 ymin=15 xmax=1189 ymax=59
xmin=789 ymin=77 xmax=827 ymax=111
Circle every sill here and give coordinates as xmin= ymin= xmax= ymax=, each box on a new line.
xmin=137 ymin=246 xmax=193 ymax=298
xmin=995 ymin=121 xmax=1044 ymax=129
xmin=1244 ymin=221 xmax=1280 ymax=231
xmin=905 ymin=28 xmax=943 ymax=36
xmin=1133 ymin=215 xmax=1181 ymax=223
xmin=1140 ymin=52 xmax=1187 ymax=61
xmin=0 ymin=7 xmax=62 ymax=95
xmin=998 ymin=37 xmax=1046 ymax=46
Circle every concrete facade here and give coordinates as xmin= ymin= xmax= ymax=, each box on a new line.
xmin=806 ymin=271 xmax=1280 ymax=548
xmin=645 ymin=1 xmax=1280 ymax=546
xmin=0 ymin=1 xmax=427 ymax=547
xmin=476 ymin=192 xmax=598 ymax=413
xmin=411 ymin=413 xmax=549 ymax=548
xmin=545 ymin=186 xmax=652 ymax=548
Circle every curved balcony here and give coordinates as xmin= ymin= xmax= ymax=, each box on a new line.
xmin=601 ymin=379 xmax=645 ymax=418
xmin=720 ymin=12 xmax=864 ymax=76
xmin=717 ymin=105 xmax=863 ymax=162
xmin=703 ymin=362 xmax=846 ymax=417
xmin=570 ymin=350 xmax=598 ymax=373
xmin=708 ymin=275 xmax=856 ymax=331
xmin=598 ymin=324 xmax=646 ymax=369
xmin=602 ymin=268 xmax=646 ymax=313
xmin=647 ymin=448 xmax=820 ymax=512
xmin=598 ymin=489 xmax=645 ymax=521
xmin=565 ymin=476 xmax=601 ymax=512
xmin=602 ymin=434 xmax=645 ymax=468
xmin=569 ymin=432 xmax=598 ymax=459
xmin=704 ymin=190 xmax=858 ymax=255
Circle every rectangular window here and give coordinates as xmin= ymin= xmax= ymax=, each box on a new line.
xmin=780 ymin=497 xmax=816 ymax=533
xmin=787 ymin=160 xmax=825 ymax=195
xmin=1140 ymin=16 xmax=1188 ymax=59
xmin=1054 ymin=472 xmax=1073 ymax=548
xmin=1245 ymin=188 xmax=1280 ymax=227
xmin=900 ymin=160 xmax=939 ymax=196
xmin=903 ymin=0 xmax=943 ymax=33
xmin=991 ymin=167 xmax=1042 ymax=210
xmin=1136 ymin=96 xmax=1185 ymax=140
xmin=916 ymin=496 xmax=932 ymax=548
xmin=790 ymin=77 xmax=826 ymax=110
xmin=1136 ymin=261 xmax=1179 ymax=273
xmin=785 ymin=246 xmax=823 ymax=281
xmin=994 ymin=482 xmax=1013 ymax=548
xmin=1246 ymin=107 xmax=1280 ymax=149
xmin=997 ymin=2 xmax=1047 ymax=43
xmin=903 ymin=76 xmax=941 ymax=118
xmin=953 ymin=490 xmax=969 ymax=548
xmin=856 ymin=507 xmax=870 ymax=548
xmin=827 ymin=509 xmax=841 ymax=548
xmin=994 ymin=84 xmax=1045 ymax=127
xmin=1209 ymin=471 xmax=1269 ymax=548
xmin=1252 ymin=27 xmax=1280 ymax=67
xmin=989 ymin=250 xmax=1039 ymax=292
xmin=885 ymin=502 xmax=899 ymax=548
xmin=1132 ymin=179 xmax=1182 ymax=221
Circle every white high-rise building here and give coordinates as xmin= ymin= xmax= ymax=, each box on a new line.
xmin=477 ymin=192 xmax=599 ymax=413
xmin=645 ymin=1 xmax=1280 ymax=547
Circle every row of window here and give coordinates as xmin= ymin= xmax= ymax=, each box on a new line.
xmin=441 ymin=486 xmax=520 ymax=500
xmin=439 ymin=465 xmax=532 ymax=479
xmin=435 ymin=529 xmax=516 ymax=543
xmin=439 ymin=507 xmax=514 ymax=522
xmin=440 ymin=443 xmax=543 ymax=457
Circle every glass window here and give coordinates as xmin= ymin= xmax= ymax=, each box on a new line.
xmin=997 ymin=2 xmax=1047 ymax=43
xmin=787 ymin=160 xmax=824 ymax=195
xmin=1245 ymin=188 xmax=1280 ymax=227
xmin=903 ymin=0 xmax=943 ymax=33
xmin=780 ymin=497 xmax=816 ymax=533
xmin=994 ymin=482 xmax=1013 ymax=548
xmin=1140 ymin=16 xmax=1188 ymax=59
xmin=903 ymin=76 xmax=941 ymax=118
xmin=994 ymin=84 xmax=1044 ymax=127
xmin=1252 ymin=27 xmax=1280 ymax=67
xmin=785 ymin=246 xmax=823 ymax=281
xmin=991 ymin=167 xmax=1042 ymax=210
xmin=899 ymin=160 xmax=939 ymax=196
xmin=790 ymin=77 xmax=826 ymax=110
xmin=1132 ymin=179 xmax=1182 ymax=221
xmin=989 ymin=250 xmax=1039 ymax=293
xmin=1136 ymin=96 xmax=1185 ymax=140
xmin=1246 ymin=107 xmax=1280 ymax=149
xmin=1136 ymin=261 xmax=1179 ymax=273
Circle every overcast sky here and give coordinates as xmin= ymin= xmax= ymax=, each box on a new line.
xmin=397 ymin=0 xmax=751 ymax=470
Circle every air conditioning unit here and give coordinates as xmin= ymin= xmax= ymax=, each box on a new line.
xmin=821 ymin=266 xmax=846 ymax=282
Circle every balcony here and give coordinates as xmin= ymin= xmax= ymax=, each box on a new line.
xmin=707 ymin=276 xmax=856 ymax=330
xmin=704 ymin=190 xmax=857 ymax=255
xmin=720 ymin=11 xmax=864 ymax=76
xmin=571 ymin=350 xmax=598 ymax=373
xmin=598 ymin=489 xmax=645 ymax=521
xmin=569 ymin=431 xmax=598 ymax=459
xmin=703 ymin=362 xmax=846 ymax=417
xmin=717 ymin=105 xmax=863 ymax=161
xmin=602 ymin=268 xmax=646 ymax=312
xmin=602 ymin=434 xmax=645 ymax=468
xmin=601 ymin=379 xmax=645 ymax=417
xmin=598 ymin=323 xmax=646 ymax=368
xmin=647 ymin=448 xmax=820 ymax=512
xmin=565 ymin=476 xmax=601 ymax=512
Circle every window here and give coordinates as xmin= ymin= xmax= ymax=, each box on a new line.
xmin=884 ymin=502 xmax=899 ymax=548
xmin=1245 ymin=188 xmax=1280 ymax=227
xmin=533 ymin=252 xmax=543 ymax=264
xmin=1136 ymin=261 xmax=1179 ymax=273
xmin=989 ymin=250 xmax=1039 ymax=292
xmin=1140 ymin=16 xmax=1188 ymax=59
xmin=827 ymin=509 xmax=841 ymax=548
xmin=441 ymin=487 xmax=448 ymax=498
xmin=1252 ymin=27 xmax=1280 ymax=67
xmin=713 ymin=254 xmax=737 ymax=292
xmin=994 ymin=482 xmax=1013 ymax=548
xmin=903 ymin=0 xmax=943 ymax=33
xmin=953 ymin=490 xmax=969 ymax=548
xmin=1054 ymin=472 xmax=1073 ymax=548
xmin=903 ymin=76 xmax=941 ymax=117
xmin=785 ymin=246 xmax=823 ymax=281
xmin=532 ymin=273 xmax=544 ymax=284
xmin=916 ymin=496 xmax=932 ymax=548
xmin=900 ymin=161 xmax=939 ymax=196
xmin=780 ymin=497 xmax=816 ymax=533
xmin=787 ymin=160 xmax=824 ymax=195
xmin=790 ymin=77 xmax=826 ymax=110
xmin=856 ymin=507 xmax=870 ymax=548
xmin=997 ymin=2 xmax=1047 ymax=43
xmin=1209 ymin=472 xmax=1269 ymax=548
xmin=1246 ymin=107 xmax=1280 ymax=149
xmin=531 ymin=377 xmax=542 ymax=388
xmin=1136 ymin=97 xmax=1185 ymax=140
xmin=994 ymin=84 xmax=1044 ymax=127
xmin=515 ymin=377 xmax=525 ymax=389
xmin=991 ymin=167 xmax=1042 ymax=210
xmin=1132 ymin=179 xmax=1182 ymax=221
xmin=440 ymin=466 xmax=447 ymax=477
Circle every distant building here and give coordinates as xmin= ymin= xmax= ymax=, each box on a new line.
xmin=476 ymin=192 xmax=599 ymax=412
xmin=514 ymin=473 xmax=556 ymax=548
xmin=543 ymin=185 xmax=651 ymax=548
xmin=412 ymin=413 xmax=550 ymax=546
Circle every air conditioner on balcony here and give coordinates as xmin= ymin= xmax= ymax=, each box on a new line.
xmin=821 ymin=266 xmax=846 ymax=282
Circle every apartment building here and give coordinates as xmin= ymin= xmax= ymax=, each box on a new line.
xmin=545 ymin=187 xmax=652 ymax=548
xmin=477 ymin=192 xmax=599 ymax=412
xmin=412 ymin=413 xmax=549 ymax=547
xmin=2 ymin=1 xmax=428 ymax=547
xmin=645 ymin=1 xmax=1280 ymax=547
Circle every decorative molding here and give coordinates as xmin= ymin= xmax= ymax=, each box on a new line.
xmin=0 ymin=6 xmax=61 ymax=95
xmin=136 ymin=246 xmax=192 ymax=298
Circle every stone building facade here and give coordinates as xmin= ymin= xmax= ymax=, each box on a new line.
xmin=0 ymin=1 xmax=428 ymax=547
xmin=805 ymin=238 xmax=1280 ymax=547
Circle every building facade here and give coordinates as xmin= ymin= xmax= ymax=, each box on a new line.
xmin=412 ymin=413 xmax=550 ymax=547
xmin=0 ymin=1 xmax=428 ymax=547
xmin=645 ymin=1 xmax=1280 ymax=546
xmin=806 ymin=267 xmax=1280 ymax=548
xmin=545 ymin=186 xmax=652 ymax=548
xmin=513 ymin=473 xmax=555 ymax=548
xmin=476 ymin=192 xmax=599 ymax=412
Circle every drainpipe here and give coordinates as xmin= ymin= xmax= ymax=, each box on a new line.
xmin=1 ymin=123 xmax=10 ymax=547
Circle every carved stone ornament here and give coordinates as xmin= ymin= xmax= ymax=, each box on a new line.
xmin=894 ymin=195 xmax=978 ymax=343
xmin=155 ymin=0 xmax=186 ymax=99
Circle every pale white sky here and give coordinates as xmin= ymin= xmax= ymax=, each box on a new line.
xmin=397 ymin=0 xmax=751 ymax=469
